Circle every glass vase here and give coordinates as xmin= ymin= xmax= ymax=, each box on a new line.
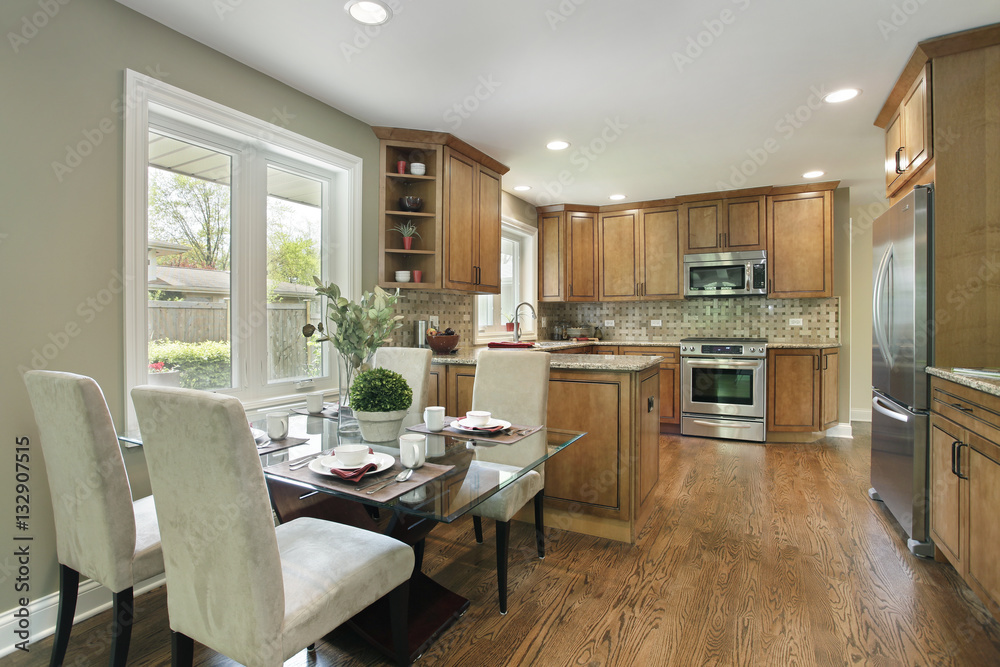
xmin=337 ymin=353 xmax=360 ymax=435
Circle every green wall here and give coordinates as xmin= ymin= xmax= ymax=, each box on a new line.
xmin=0 ymin=0 xmax=379 ymax=623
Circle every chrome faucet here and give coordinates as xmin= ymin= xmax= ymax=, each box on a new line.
xmin=513 ymin=302 xmax=536 ymax=343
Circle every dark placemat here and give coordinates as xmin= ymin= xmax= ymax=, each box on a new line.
xmin=406 ymin=420 xmax=543 ymax=445
xmin=255 ymin=435 xmax=310 ymax=456
xmin=265 ymin=457 xmax=454 ymax=503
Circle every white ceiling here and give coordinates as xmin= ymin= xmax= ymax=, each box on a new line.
xmin=115 ymin=0 xmax=997 ymax=211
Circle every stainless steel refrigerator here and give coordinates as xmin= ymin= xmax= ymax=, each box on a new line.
xmin=870 ymin=184 xmax=934 ymax=557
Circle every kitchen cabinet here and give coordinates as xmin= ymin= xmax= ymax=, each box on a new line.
xmin=538 ymin=211 xmax=565 ymax=302
xmin=766 ymin=347 xmax=838 ymax=432
xmin=681 ymin=195 xmax=766 ymax=255
xmin=598 ymin=206 xmax=681 ymax=301
xmin=619 ymin=346 xmax=680 ymax=429
xmin=374 ymin=128 xmax=508 ymax=293
xmin=929 ymin=376 xmax=1000 ymax=620
xmin=537 ymin=207 xmax=600 ymax=302
xmin=443 ymin=360 xmax=661 ymax=543
xmin=427 ymin=366 xmax=444 ymax=408
xmin=767 ymin=190 xmax=834 ymax=298
xmin=567 ymin=210 xmax=600 ymax=301
xmin=882 ymin=64 xmax=932 ymax=197
xmin=443 ymin=147 xmax=502 ymax=293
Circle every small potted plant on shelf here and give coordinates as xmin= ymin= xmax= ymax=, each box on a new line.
xmin=392 ymin=220 xmax=421 ymax=250
xmin=504 ymin=312 xmax=516 ymax=332
xmin=349 ymin=367 xmax=413 ymax=442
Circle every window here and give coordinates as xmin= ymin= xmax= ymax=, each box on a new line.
xmin=475 ymin=218 xmax=537 ymax=343
xmin=124 ymin=71 xmax=362 ymax=430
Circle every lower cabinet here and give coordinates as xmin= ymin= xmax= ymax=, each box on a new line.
xmin=618 ymin=346 xmax=680 ymax=429
xmin=930 ymin=377 xmax=1000 ymax=620
xmin=766 ymin=347 xmax=838 ymax=432
xmin=443 ymin=361 xmax=660 ymax=543
xmin=427 ymin=366 xmax=444 ymax=408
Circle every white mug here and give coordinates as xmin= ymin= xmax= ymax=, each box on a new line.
xmin=305 ymin=392 xmax=325 ymax=414
xmin=426 ymin=434 xmax=446 ymax=458
xmin=399 ymin=433 xmax=426 ymax=469
xmin=423 ymin=406 xmax=445 ymax=432
xmin=266 ymin=411 xmax=289 ymax=440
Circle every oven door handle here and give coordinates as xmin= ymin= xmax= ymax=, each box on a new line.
xmin=686 ymin=360 xmax=762 ymax=367
xmin=691 ymin=419 xmax=753 ymax=429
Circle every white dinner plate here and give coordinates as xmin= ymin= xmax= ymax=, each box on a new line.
xmin=308 ymin=452 xmax=394 ymax=476
xmin=451 ymin=418 xmax=511 ymax=433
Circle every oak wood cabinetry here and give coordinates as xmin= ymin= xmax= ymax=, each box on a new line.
xmin=618 ymin=346 xmax=680 ymax=429
xmin=767 ymin=189 xmax=834 ymax=298
xmin=882 ymin=64 xmax=932 ymax=196
xmin=680 ymin=195 xmax=766 ymax=255
xmin=374 ymin=127 xmax=508 ymax=293
xmin=929 ymin=376 xmax=1000 ymax=620
xmin=537 ymin=206 xmax=600 ymax=302
xmin=766 ymin=347 xmax=838 ymax=432
xmin=597 ymin=206 xmax=682 ymax=301
xmin=443 ymin=361 xmax=661 ymax=543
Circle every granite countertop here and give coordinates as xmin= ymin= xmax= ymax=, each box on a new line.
xmin=430 ymin=346 xmax=663 ymax=372
xmin=927 ymin=367 xmax=1000 ymax=398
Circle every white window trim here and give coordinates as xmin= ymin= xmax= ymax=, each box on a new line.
xmin=473 ymin=217 xmax=537 ymax=344
xmin=123 ymin=70 xmax=363 ymax=431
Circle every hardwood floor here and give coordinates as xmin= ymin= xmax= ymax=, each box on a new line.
xmin=8 ymin=424 xmax=1000 ymax=666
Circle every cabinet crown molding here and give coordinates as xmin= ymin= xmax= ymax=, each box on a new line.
xmin=372 ymin=126 xmax=509 ymax=174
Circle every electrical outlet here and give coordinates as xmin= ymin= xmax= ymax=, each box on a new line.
xmin=790 ymin=318 xmax=803 ymax=326
xmin=651 ymin=319 xmax=662 ymax=327
xmin=429 ymin=315 xmax=439 ymax=327
xmin=604 ymin=320 xmax=615 ymax=327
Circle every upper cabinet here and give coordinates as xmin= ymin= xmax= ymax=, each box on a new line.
xmin=374 ymin=128 xmax=507 ymax=294
xmin=537 ymin=207 xmax=600 ymax=302
xmin=882 ymin=64 xmax=932 ymax=197
xmin=681 ymin=195 xmax=765 ymax=255
xmin=767 ymin=189 xmax=834 ymax=298
xmin=598 ymin=206 xmax=682 ymax=301
xmin=538 ymin=210 xmax=565 ymax=302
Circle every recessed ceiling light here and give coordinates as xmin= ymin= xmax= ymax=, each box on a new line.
xmin=609 ymin=194 xmax=626 ymax=201
xmin=344 ymin=0 xmax=392 ymax=25
xmin=803 ymin=170 xmax=825 ymax=179
xmin=513 ymin=185 xmax=531 ymax=192
xmin=546 ymin=140 xmax=570 ymax=151
xmin=823 ymin=88 xmax=860 ymax=103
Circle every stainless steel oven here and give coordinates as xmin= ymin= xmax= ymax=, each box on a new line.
xmin=681 ymin=337 xmax=767 ymax=442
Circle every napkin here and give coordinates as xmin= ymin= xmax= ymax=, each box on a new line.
xmin=326 ymin=463 xmax=377 ymax=483
xmin=487 ymin=341 xmax=534 ymax=348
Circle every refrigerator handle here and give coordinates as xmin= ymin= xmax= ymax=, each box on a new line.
xmin=873 ymin=243 xmax=894 ymax=367
xmin=872 ymin=395 xmax=910 ymax=423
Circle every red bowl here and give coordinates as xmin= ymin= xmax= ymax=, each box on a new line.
xmin=426 ymin=334 xmax=459 ymax=354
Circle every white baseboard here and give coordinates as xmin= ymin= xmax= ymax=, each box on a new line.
xmin=852 ymin=408 xmax=873 ymax=422
xmin=1 ymin=573 xmax=165 ymax=659
xmin=825 ymin=422 xmax=853 ymax=439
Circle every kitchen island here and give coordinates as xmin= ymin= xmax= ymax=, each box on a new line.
xmin=430 ymin=347 xmax=663 ymax=543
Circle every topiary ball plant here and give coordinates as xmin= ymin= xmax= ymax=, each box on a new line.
xmin=349 ymin=367 xmax=413 ymax=413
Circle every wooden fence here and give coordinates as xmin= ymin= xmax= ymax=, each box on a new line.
xmin=149 ymin=300 xmax=323 ymax=380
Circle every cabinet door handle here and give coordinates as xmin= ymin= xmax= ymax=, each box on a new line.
xmin=957 ymin=442 xmax=970 ymax=480
xmin=894 ymin=147 xmax=905 ymax=174
xmin=814 ymin=354 xmax=820 ymax=371
xmin=951 ymin=440 xmax=960 ymax=476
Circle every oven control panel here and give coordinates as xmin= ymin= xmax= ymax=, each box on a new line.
xmin=680 ymin=339 xmax=767 ymax=358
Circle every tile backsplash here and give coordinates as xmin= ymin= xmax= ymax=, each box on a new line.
xmin=386 ymin=292 xmax=839 ymax=347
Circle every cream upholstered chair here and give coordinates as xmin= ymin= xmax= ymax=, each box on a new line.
xmin=468 ymin=350 xmax=550 ymax=614
xmin=23 ymin=370 xmax=163 ymax=667
xmin=374 ymin=346 xmax=433 ymax=429
xmin=131 ymin=385 xmax=413 ymax=666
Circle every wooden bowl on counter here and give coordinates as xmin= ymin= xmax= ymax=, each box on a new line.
xmin=426 ymin=333 xmax=459 ymax=354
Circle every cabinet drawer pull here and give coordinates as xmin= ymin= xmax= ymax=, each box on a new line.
xmin=950 ymin=402 xmax=973 ymax=413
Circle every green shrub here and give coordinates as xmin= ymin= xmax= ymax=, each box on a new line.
xmin=349 ymin=367 xmax=412 ymax=412
xmin=148 ymin=340 xmax=231 ymax=390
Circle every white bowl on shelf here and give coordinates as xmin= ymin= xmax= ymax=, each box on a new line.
xmin=395 ymin=271 xmax=411 ymax=283
xmin=410 ymin=163 xmax=426 ymax=175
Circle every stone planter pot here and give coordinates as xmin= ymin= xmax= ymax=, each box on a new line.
xmin=148 ymin=370 xmax=181 ymax=387
xmin=353 ymin=409 xmax=408 ymax=443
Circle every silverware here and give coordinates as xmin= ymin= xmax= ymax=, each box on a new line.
xmin=365 ymin=468 xmax=413 ymax=494
xmin=288 ymin=452 xmax=323 ymax=470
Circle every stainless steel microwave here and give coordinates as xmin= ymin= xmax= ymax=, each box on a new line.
xmin=683 ymin=250 xmax=767 ymax=297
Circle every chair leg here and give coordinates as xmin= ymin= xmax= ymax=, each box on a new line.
xmin=389 ymin=582 xmax=410 ymax=666
xmin=533 ymin=491 xmax=545 ymax=560
xmin=109 ymin=587 xmax=134 ymax=667
xmin=473 ymin=515 xmax=484 ymax=544
xmin=50 ymin=564 xmax=79 ymax=667
xmin=495 ymin=520 xmax=510 ymax=615
xmin=171 ymin=631 xmax=194 ymax=667
xmin=413 ymin=538 xmax=425 ymax=573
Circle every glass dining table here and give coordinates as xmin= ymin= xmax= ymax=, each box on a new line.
xmin=121 ymin=411 xmax=584 ymax=662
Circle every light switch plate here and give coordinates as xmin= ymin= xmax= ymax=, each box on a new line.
xmin=429 ymin=315 xmax=439 ymax=327
xmin=604 ymin=320 xmax=615 ymax=327
xmin=651 ymin=319 xmax=662 ymax=327
xmin=790 ymin=318 xmax=803 ymax=326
